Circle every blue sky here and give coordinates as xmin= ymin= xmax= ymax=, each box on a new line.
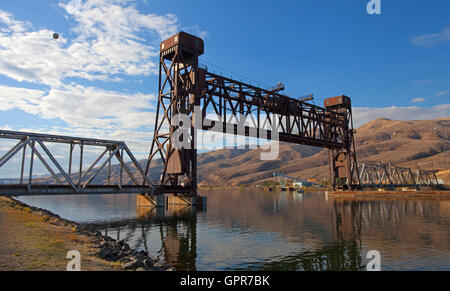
xmin=0 ymin=0 xmax=449 ymax=160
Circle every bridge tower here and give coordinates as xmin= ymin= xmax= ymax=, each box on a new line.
xmin=144 ymin=32 xmax=204 ymax=196
xmin=324 ymin=96 xmax=360 ymax=190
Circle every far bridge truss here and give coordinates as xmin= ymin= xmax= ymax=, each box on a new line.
xmin=359 ymin=162 xmax=441 ymax=188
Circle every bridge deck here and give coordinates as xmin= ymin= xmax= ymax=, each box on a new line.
xmin=0 ymin=184 xmax=192 ymax=197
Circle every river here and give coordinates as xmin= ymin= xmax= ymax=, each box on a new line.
xmin=17 ymin=189 xmax=450 ymax=271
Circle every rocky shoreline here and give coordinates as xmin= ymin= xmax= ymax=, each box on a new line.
xmin=8 ymin=197 xmax=174 ymax=271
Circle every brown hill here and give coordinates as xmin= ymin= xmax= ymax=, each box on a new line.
xmin=78 ymin=117 xmax=450 ymax=186
xmin=195 ymin=117 xmax=450 ymax=185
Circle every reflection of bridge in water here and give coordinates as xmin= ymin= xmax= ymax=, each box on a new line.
xmin=87 ymin=204 xmax=201 ymax=270
xmin=235 ymin=197 xmax=447 ymax=271
xmin=83 ymin=192 xmax=447 ymax=270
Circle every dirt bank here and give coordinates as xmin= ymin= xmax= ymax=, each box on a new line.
xmin=0 ymin=197 xmax=172 ymax=271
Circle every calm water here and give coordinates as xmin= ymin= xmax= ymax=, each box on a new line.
xmin=18 ymin=190 xmax=450 ymax=271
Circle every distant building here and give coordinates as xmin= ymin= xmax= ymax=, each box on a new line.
xmin=293 ymin=182 xmax=304 ymax=188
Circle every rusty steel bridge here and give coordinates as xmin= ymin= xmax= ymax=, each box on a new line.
xmin=0 ymin=32 xmax=442 ymax=198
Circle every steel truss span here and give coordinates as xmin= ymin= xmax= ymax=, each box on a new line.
xmin=200 ymin=70 xmax=349 ymax=149
xmin=145 ymin=31 xmax=359 ymax=193
xmin=0 ymin=130 xmax=155 ymax=196
xmin=359 ymin=162 xmax=441 ymax=188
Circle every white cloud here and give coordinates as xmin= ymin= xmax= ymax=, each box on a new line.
xmin=0 ymin=85 xmax=45 ymax=114
xmin=0 ymin=1 xmax=180 ymax=87
xmin=434 ymin=89 xmax=450 ymax=97
xmin=353 ymin=104 xmax=450 ymax=128
xmin=411 ymin=24 xmax=450 ymax=48
xmin=411 ymin=97 xmax=425 ymax=103
xmin=0 ymin=83 xmax=156 ymax=131
xmin=0 ymin=10 xmax=29 ymax=33
xmin=41 ymin=84 xmax=156 ymax=129
xmin=62 ymin=0 xmax=178 ymax=39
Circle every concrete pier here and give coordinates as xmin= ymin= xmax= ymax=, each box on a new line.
xmin=137 ymin=194 xmax=165 ymax=207
xmin=137 ymin=194 xmax=207 ymax=208
xmin=136 ymin=200 xmax=203 ymax=219
xmin=167 ymin=194 xmax=207 ymax=206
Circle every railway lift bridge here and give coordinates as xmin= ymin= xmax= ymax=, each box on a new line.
xmin=0 ymin=32 xmax=441 ymax=200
